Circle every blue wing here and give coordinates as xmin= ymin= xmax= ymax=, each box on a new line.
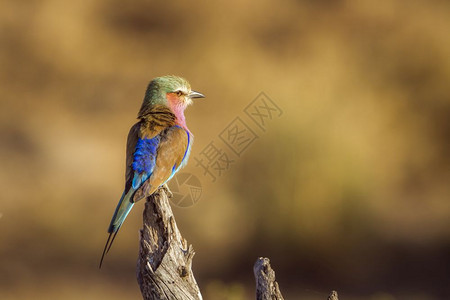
xmin=131 ymin=136 xmax=160 ymax=189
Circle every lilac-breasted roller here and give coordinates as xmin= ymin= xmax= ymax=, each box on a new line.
xmin=99 ymin=75 xmax=204 ymax=268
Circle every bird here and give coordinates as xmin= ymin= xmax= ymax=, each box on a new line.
xmin=99 ymin=75 xmax=204 ymax=268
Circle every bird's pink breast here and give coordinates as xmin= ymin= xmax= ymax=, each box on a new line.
xmin=166 ymin=93 xmax=190 ymax=132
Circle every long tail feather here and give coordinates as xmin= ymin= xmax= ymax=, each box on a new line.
xmin=99 ymin=189 xmax=135 ymax=268
xmin=99 ymin=232 xmax=113 ymax=269
xmin=106 ymin=230 xmax=120 ymax=254
xmin=108 ymin=190 xmax=135 ymax=233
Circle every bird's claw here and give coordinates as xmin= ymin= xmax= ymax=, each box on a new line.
xmin=161 ymin=183 xmax=173 ymax=198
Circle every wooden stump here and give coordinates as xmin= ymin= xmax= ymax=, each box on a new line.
xmin=254 ymin=257 xmax=285 ymax=300
xmin=136 ymin=187 xmax=202 ymax=300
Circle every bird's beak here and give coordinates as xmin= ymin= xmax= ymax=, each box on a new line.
xmin=189 ymin=90 xmax=205 ymax=99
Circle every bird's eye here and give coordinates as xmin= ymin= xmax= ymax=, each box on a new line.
xmin=176 ymin=91 xmax=183 ymax=97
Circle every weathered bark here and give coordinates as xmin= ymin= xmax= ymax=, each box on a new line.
xmin=254 ymin=257 xmax=285 ymax=300
xmin=253 ymin=258 xmax=339 ymax=300
xmin=327 ymin=290 xmax=339 ymax=300
xmin=137 ymin=187 xmax=202 ymax=300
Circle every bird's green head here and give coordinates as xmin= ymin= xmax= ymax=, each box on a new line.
xmin=141 ymin=75 xmax=204 ymax=109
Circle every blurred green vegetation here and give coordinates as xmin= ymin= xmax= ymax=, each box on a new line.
xmin=1 ymin=0 xmax=449 ymax=299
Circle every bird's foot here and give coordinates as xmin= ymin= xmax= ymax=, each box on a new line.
xmin=161 ymin=183 xmax=173 ymax=198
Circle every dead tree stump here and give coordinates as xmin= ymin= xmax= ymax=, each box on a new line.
xmin=253 ymin=257 xmax=339 ymax=300
xmin=137 ymin=187 xmax=202 ymax=300
xmin=328 ymin=290 xmax=339 ymax=300
xmin=254 ymin=257 xmax=285 ymax=300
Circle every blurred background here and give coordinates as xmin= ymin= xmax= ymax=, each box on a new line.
xmin=1 ymin=0 xmax=449 ymax=299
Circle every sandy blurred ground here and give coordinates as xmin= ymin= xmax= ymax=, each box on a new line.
xmin=0 ymin=0 xmax=449 ymax=299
